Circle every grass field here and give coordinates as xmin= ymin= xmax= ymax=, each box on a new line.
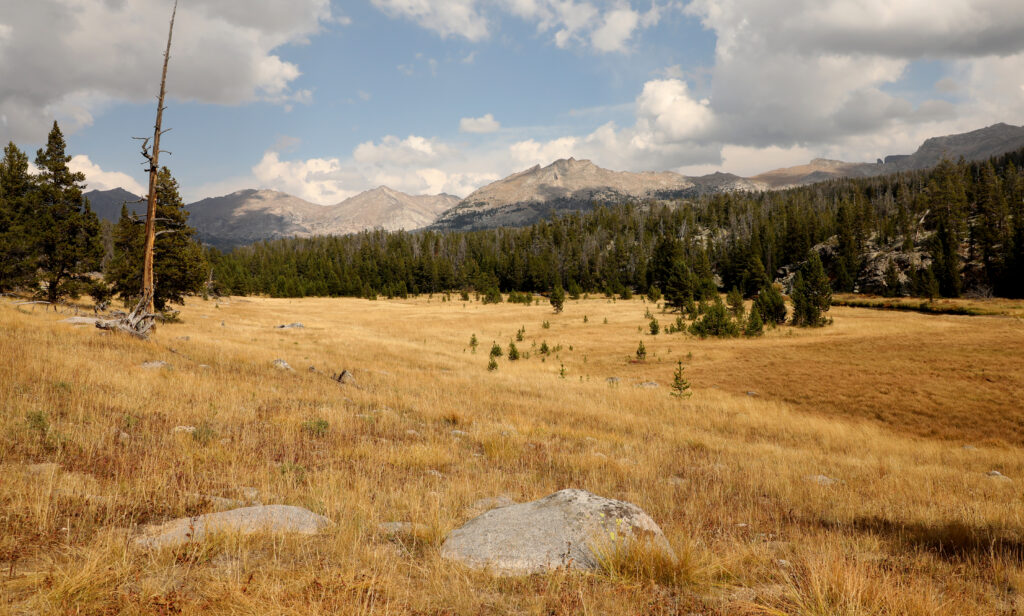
xmin=2 ymin=294 xmax=1023 ymax=614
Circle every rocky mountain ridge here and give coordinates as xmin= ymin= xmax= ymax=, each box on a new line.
xmin=432 ymin=158 xmax=766 ymax=231
xmin=86 ymin=122 xmax=1024 ymax=244
xmin=86 ymin=186 xmax=460 ymax=249
xmin=751 ymin=123 xmax=1024 ymax=188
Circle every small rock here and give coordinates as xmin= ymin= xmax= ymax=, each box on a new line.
xmin=451 ymin=429 xmax=469 ymax=437
xmin=440 ymin=489 xmax=675 ymax=576
xmin=636 ymin=381 xmax=659 ymax=389
xmin=425 ymin=469 xmax=444 ymax=478
xmin=141 ymin=360 xmax=170 ymax=370
xmin=117 ymin=431 xmax=131 ymax=444
xmin=962 ymin=445 xmax=977 ymax=450
xmin=132 ymin=505 xmax=331 ymax=549
xmin=199 ymin=364 xmax=211 ymax=370
xmin=336 ymin=370 xmax=355 ymax=385
xmin=668 ymin=476 xmax=686 ymax=486
xmin=746 ymin=391 xmax=759 ymax=397
xmin=272 ymin=359 xmax=293 ymax=371
xmin=276 ymin=323 xmax=304 ymax=329
xmin=806 ymin=474 xmax=840 ymax=486
xmin=405 ymin=429 xmax=421 ymax=438
xmin=987 ymin=470 xmax=1012 ymax=481
xmin=172 ymin=425 xmax=196 ymax=435
xmin=777 ymin=559 xmax=792 ymax=568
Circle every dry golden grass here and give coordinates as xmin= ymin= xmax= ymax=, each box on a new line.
xmin=1 ymin=294 xmax=1022 ymax=614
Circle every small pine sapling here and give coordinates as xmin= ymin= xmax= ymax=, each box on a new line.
xmin=649 ymin=318 xmax=660 ymax=335
xmin=488 ymin=357 xmax=498 ymax=371
xmin=508 ymin=342 xmax=520 ymax=360
xmin=469 ymin=333 xmax=478 ymax=352
xmin=670 ymin=361 xmax=692 ymax=398
xmin=745 ymin=305 xmax=764 ymax=336
xmin=489 ymin=342 xmax=503 ymax=358
xmin=727 ymin=287 xmax=745 ymax=318
xmin=636 ymin=340 xmax=647 ymax=361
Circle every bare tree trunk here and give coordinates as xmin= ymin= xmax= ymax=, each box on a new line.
xmin=141 ymin=0 xmax=177 ymax=313
xmin=99 ymin=2 xmax=177 ymax=340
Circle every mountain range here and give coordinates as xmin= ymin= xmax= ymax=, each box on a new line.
xmin=87 ymin=186 xmax=459 ymax=248
xmin=85 ymin=122 xmax=1024 ymax=246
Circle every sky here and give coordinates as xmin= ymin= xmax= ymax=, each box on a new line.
xmin=1 ymin=0 xmax=1023 ymax=204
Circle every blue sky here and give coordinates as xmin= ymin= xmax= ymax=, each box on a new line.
xmin=2 ymin=1 xmax=1022 ymax=203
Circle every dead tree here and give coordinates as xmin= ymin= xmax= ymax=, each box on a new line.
xmin=97 ymin=1 xmax=177 ymax=339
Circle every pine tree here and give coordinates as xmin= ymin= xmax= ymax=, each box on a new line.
xmin=636 ymin=340 xmax=646 ymax=361
xmin=549 ymin=283 xmax=565 ymax=313
xmin=32 ymin=122 xmax=102 ymax=303
xmin=670 ymin=361 xmax=691 ymax=398
xmin=753 ymin=284 xmax=787 ymax=325
xmin=0 ymin=142 xmax=37 ymax=291
xmin=689 ymin=295 xmax=740 ymax=338
xmin=106 ymin=167 xmax=206 ymax=310
xmin=883 ymin=258 xmax=902 ymax=297
xmin=791 ymin=252 xmax=832 ymax=327
xmin=974 ymin=161 xmax=1009 ymax=288
xmin=726 ymin=287 xmax=744 ymax=318
xmin=744 ymin=304 xmax=764 ymax=336
xmin=927 ymin=159 xmax=966 ymax=297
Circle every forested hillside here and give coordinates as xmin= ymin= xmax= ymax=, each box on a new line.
xmin=211 ymin=148 xmax=1024 ymax=301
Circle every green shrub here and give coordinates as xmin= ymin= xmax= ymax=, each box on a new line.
xmin=489 ymin=342 xmax=503 ymax=358
xmin=302 ymin=417 xmax=329 ymax=438
xmin=649 ymin=318 xmax=660 ymax=335
xmin=636 ymin=340 xmax=647 ymax=361
xmin=689 ymin=297 xmax=740 ymax=338
xmin=753 ymin=284 xmax=787 ymax=325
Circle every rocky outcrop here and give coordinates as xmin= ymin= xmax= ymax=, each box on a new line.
xmin=440 ymin=489 xmax=674 ymax=576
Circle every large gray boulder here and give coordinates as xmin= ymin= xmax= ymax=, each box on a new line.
xmin=440 ymin=489 xmax=674 ymax=576
xmin=133 ymin=504 xmax=330 ymax=549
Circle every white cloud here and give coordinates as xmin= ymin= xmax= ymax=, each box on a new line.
xmin=0 ymin=0 xmax=333 ymax=144
xmin=460 ymin=113 xmax=501 ymax=133
xmin=252 ymin=151 xmax=350 ymax=204
xmin=590 ymin=7 xmax=640 ymax=53
xmin=371 ymin=0 xmax=489 ymax=41
xmin=373 ymin=1 xmax=671 ymax=52
xmin=69 ymin=155 xmax=147 ymax=195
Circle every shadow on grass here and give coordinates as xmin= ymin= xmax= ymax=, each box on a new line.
xmin=827 ymin=516 xmax=1024 ymax=561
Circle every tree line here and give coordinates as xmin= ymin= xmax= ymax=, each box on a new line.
xmin=208 ymin=147 xmax=1024 ymax=301
xmin=0 ymin=122 xmax=207 ymax=309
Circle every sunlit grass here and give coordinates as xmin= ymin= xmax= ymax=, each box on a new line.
xmin=1 ymin=294 xmax=1022 ymax=614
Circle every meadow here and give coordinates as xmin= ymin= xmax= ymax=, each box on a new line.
xmin=1 ymin=293 xmax=1023 ymax=614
